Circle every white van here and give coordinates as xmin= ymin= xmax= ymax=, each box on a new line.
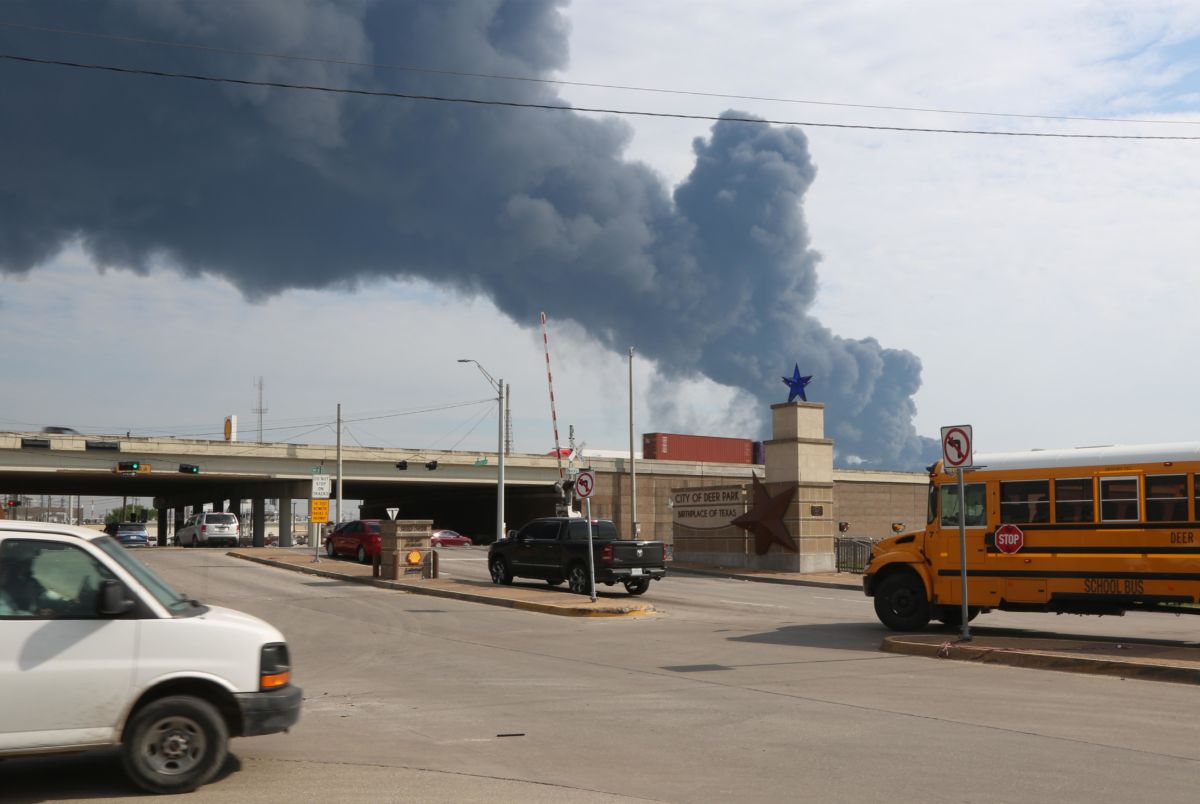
xmin=0 ymin=521 xmax=301 ymax=794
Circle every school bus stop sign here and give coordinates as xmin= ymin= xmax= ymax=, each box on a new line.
xmin=995 ymin=523 xmax=1024 ymax=554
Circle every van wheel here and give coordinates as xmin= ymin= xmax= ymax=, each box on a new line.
xmin=357 ymin=546 xmax=367 ymax=564
xmin=873 ymin=572 xmax=931 ymax=631
xmin=567 ymin=564 xmax=590 ymax=595
xmin=326 ymin=540 xmax=336 ymax=558
xmin=121 ymin=695 xmax=228 ymax=795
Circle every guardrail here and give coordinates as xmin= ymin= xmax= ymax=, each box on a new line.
xmin=835 ymin=537 xmax=877 ymax=574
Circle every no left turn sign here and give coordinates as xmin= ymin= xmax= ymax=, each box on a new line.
xmin=940 ymin=425 xmax=973 ymax=469
xmin=576 ymin=470 xmax=595 ymax=499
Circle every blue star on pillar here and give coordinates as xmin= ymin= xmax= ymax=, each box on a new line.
xmin=782 ymin=365 xmax=812 ymax=402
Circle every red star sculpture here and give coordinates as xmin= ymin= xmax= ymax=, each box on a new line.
xmin=732 ymin=475 xmax=798 ymax=555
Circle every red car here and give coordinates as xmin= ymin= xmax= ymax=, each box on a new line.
xmin=431 ymin=529 xmax=473 ymax=547
xmin=325 ymin=519 xmax=382 ymax=563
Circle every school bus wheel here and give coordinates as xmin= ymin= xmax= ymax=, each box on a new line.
xmin=934 ymin=605 xmax=981 ymax=628
xmin=873 ymin=570 xmax=931 ymax=631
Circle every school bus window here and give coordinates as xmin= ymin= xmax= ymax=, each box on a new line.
xmin=940 ymin=483 xmax=986 ymax=528
xmin=1054 ymin=478 xmax=1094 ymax=523
xmin=1100 ymin=476 xmax=1139 ymax=522
xmin=927 ymin=483 xmax=937 ymax=525
xmin=1145 ymin=475 xmax=1187 ymax=522
xmin=1000 ymin=480 xmax=1050 ymax=524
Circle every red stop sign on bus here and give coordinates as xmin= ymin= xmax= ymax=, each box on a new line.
xmin=995 ymin=524 xmax=1024 ymax=554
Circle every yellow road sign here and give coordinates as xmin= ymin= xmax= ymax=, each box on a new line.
xmin=310 ymin=499 xmax=329 ymax=523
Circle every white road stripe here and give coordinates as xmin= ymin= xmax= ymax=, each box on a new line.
xmin=714 ymin=599 xmax=785 ymax=608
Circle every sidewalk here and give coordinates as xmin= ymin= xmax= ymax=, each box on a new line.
xmin=883 ymin=632 xmax=1200 ymax=685
xmin=227 ymin=548 xmax=655 ymax=618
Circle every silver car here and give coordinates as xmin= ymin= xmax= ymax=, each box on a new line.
xmin=176 ymin=512 xmax=240 ymax=547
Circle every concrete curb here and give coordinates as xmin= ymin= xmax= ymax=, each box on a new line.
xmin=227 ymin=552 xmax=655 ymax=618
xmin=881 ymin=635 xmax=1200 ymax=685
xmin=669 ymin=565 xmax=862 ymax=591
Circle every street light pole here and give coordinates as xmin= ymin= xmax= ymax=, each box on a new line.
xmin=459 ymin=359 xmax=506 ymax=543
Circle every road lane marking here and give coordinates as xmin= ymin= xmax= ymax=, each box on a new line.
xmin=714 ymin=599 xmax=785 ymax=608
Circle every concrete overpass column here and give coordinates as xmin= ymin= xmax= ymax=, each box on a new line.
xmin=229 ymin=497 xmax=242 ymax=532
xmin=174 ymin=507 xmax=185 ymax=541
xmin=211 ymin=499 xmax=225 ymax=514
xmin=253 ymin=497 xmax=266 ymax=547
xmin=278 ymin=497 xmax=292 ymax=548
xmin=156 ymin=507 xmax=168 ymax=547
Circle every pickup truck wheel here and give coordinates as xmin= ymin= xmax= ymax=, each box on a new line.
xmin=489 ymin=556 xmax=513 ymax=585
xmin=121 ymin=695 xmax=228 ymax=794
xmin=567 ymin=564 xmax=590 ymax=595
xmin=624 ymin=578 xmax=650 ymax=596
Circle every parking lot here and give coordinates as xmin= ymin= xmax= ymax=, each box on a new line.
xmin=4 ymin=547 xmax=1200 ymax=803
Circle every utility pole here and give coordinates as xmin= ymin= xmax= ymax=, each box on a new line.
xmin=335 ymin=403 xmax=343 ymax=526
xmin=505 ymin=385 xmax=512 ymax=455
xmin=629 ymin=347 xmax=638 ymax=541
xmin=254 ymin=376 xmax=268 ymax=443
xmin=498 ymin=379 xmax=506 ymax=541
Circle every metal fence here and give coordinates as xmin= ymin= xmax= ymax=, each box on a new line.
xmin=834 ymin=537 xmax=877 ymax=574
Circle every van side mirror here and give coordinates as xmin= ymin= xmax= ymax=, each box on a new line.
xmin=506 ymin=530 xmax=517 ymax=540
xmin=98 ymin=579 xmax=134 ymax=616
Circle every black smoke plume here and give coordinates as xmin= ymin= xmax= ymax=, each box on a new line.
xmin=0 ymin=0 xmax=938 ymax=468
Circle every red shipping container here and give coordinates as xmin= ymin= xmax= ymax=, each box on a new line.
xmin=642 ymin=433 xmax=754 ymax=464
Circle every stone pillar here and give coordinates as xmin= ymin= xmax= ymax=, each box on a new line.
xmin=252 ymin=498 xmax=266 ymax=547
xmin=156 ymin=507 xmax=168 ymax=547
xmin=378 ymin=520 xmax=433 ymax=580
xmin=762 ymin=402 xmax=836 ymax=573
xmin=278 ymin=497 xmax=292 ymax=548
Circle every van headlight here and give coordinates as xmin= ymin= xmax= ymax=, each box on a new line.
xmin=259 ymin=643 xmax=291 ymax=690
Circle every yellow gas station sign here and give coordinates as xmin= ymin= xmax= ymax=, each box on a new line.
xmin=310 ymin=499 xmax=329 ymax=523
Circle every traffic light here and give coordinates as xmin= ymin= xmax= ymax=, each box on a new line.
xmin=425 ymin=460 xmax=438 ymax=471
xmin=179 ymin=464 xmax=200 ymax=474
xmin=118 ymin=461 xmax=140 ymax=472
xmin=395 ymin=460 xmax=408 ymax=471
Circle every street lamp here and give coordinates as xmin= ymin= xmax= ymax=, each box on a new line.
xmin=458 ymin=359 xmax=506 ymax=543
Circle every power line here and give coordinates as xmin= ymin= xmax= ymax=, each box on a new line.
xmin=2 ymin=52 xmax=1199 ymax=141
xmin=0 ymin=18 xmax=1195 ymax=127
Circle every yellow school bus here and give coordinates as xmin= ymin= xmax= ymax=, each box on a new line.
xmin=863 ymin=442 xmax=1200 ymax=630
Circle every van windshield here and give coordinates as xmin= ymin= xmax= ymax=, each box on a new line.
xmin=94 ymin=536 xmax=197 ymax=614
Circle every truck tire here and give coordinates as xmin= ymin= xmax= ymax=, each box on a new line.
xmin=873 ymin=571 xmax=931 ymax=631
xmin=489 ymin=556 xmax=513 ymax=585
xmin=624 ymin=578 xmax=650 ymax=596
xmin=567 ymin=564 xmax=590 ymax=595
xmin=120 ymin=695 xmax=229 ymax=795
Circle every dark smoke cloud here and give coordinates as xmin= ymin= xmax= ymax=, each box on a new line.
xmin=0 ymin=0 xmax=938 ymax=468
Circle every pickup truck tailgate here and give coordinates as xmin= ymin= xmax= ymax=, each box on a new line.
xmin=609 ymin=540 xmax=665 ymax=569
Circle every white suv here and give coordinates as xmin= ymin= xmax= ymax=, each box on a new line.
xmin=176 ymin=511 xmax=240 ymax=548
xmin=0 ymin=521 xmax=301 ymax=793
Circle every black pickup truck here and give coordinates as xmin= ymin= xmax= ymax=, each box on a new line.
xmin=488 ymin=517 xmax=666 ymax=595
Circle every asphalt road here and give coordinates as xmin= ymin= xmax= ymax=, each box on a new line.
xmin=4 ymin=547 xmax=1200 ymax=803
